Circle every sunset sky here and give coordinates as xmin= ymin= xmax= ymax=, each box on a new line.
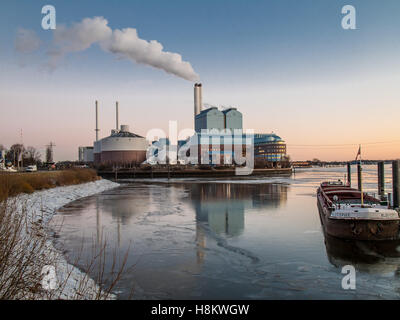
xmin=1 ymin=0 xmax=400 ymax=161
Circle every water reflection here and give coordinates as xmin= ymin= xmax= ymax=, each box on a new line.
xmin=53 ymin=168 xmax=400 ymax=299
xmin=190 ymin=183 xmax=288 ymax=265
xmin=190 ymin=183 xmax=288 ymax=237
xmin=323 ymin=232 xmax=400 ymax=274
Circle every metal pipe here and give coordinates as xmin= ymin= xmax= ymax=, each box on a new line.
xmin=116 ymin=101 xmax=119 ymax=131
xmin=388 ymin=192 xmax=393 ymax=208
xmin=378 ymin=161 xmax=385 ymax=198
xmin=347 ymin=162 xmax=351 ymax=187
xmin=393 ymin=160 xmax=400 ymax=209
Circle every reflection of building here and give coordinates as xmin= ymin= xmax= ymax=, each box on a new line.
xmin=191 ymin=183 xmax=288 ymax=236
xmin=196 ymin=198 xmax=245 ymax=236
xmin=189 ymin=183 xmax=288 ymax=264
xmin=323 ymin=232 xmax=400 ymax=274
xmin=78 ymin=146 xmax=94 ymax=162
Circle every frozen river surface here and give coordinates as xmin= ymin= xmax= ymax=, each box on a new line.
xmin=52 ymin=166 xmax=400 ymax=299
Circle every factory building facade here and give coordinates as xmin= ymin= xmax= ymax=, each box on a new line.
xmin=223 ymin=108 xmax=243 ymax=131
xmin=195 ymin=107 xmax=225 ymax=132
xmin=191 ymin=85 xmax=248 ymax=165
xmin=78 ymin=146 xmax=94 ymax=162
xmin=254 ymin=133 xmax=287 ymax=162
xmin=195 ymin=107 xmax=243 ymax=133
xmin=187 ymin=83 xmax=287 ymax=166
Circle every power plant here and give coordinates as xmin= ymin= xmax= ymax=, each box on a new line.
xmin=79 ymin=83 xmax=287 ymax=167
xmin=191 ymin=83 xmax=287 ymax=165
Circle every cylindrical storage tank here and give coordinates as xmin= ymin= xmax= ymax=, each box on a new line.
xmin=100 ymin=129 xmax=148 ymax=165
xmin=120 ymin=125 xmax=129 ymax=132
xmin=93 ymin=140 xmax=101 ymax=164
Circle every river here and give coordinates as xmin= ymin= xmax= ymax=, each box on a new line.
xmin=51 ymin=165 xmax=400 ymax=299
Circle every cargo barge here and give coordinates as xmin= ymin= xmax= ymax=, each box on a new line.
xmin=317 ymin=181 xmax=400 ymax=240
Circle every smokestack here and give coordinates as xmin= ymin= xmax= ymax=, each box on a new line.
xmin=95 ymin=100 xmax=99 ymax=141
xmin=194 ymin=83 xmax=202 ymax=118
xmin=116 ymin=101 xmax=119 ymax=131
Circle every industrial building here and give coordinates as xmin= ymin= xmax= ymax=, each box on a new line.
xmin=93 ymin=101 xmax=148 ymax=166
xmin=187 ymin=83 xmax=287 ymax=165
xmin=254 ymin=133 xmax=287 ymax=162
xmin=223 ymin=108 xmax=243 ymax=131
xmin=78 ymin=146 xmax=94 ymax=162
xmin=87 ymin=84 xmax=286 ymax=167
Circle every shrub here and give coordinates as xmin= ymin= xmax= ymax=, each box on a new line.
xmin=0 ymin=169 xmax=99 ymax=201
xmin=0 ymin=198 xmax=128 ymax=300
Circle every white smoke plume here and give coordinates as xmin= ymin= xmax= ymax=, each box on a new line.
xmin=47 ymin=16 xmax=199 ymax=81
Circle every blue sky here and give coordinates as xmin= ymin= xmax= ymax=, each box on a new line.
xmin=1 ymin=0 xmax=400 ymax=160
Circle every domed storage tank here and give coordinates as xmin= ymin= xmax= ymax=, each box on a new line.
xmin=99 ymin=125 xmax=148 ymax=165
xmin=93 ymin=140 xmax=101 ymax=164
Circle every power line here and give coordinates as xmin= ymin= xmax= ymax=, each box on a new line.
xmin=287 ymin=140 xmax=400 ymax=148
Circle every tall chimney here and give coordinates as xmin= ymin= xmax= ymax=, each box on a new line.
xmin=116 ymin=101 xmax=119 ymax=131
xmin=194 ymin=83 xmax=202 ymax=118
xmin=95 ymin=100 xmax=99 ymax=141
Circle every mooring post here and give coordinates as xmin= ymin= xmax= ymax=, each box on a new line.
xmin=347 ymin=162 xmax=351 ymax=187
xmin=167 ymin=164 xmax=170 ymax=180
xmin=392 ymin=160 xmax=400 ymax=209
xmin=115 ymin=167 xmax=118 ymax=182
xmin=378 ymin=161 xmax=385 ymax=199
xmin=357 ymin=163 xmax=362 ymax=191
xmin=388 ymin=193 xmax=393 ymax=208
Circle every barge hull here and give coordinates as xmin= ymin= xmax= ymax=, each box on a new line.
xmin=317 ymin=199 xmax=400 ymax=241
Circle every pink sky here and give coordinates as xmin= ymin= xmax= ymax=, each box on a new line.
xmin=1 ymin=72 xmax=400 ymax=162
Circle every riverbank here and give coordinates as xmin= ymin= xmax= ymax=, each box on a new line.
xmin=0 ymin=178 xmax=119 ymax=299
xmin=98 ymin=167 xmax=292 ymax=180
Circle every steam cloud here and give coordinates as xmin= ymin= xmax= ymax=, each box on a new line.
xmin=40 ymin=17 xmax=199 ymax=81
xmin=15 ymin=28 xmax=41 ymax=53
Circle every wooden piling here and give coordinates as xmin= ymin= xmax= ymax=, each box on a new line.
xmin=357 ymin=163 xmax=362 ymax=191
xmin=347 ymin=162 xmax=351 ymax=186
xmin=378 ymin=161 xmax=385 ymax=198
xmin=393 ymin=160 xmax=400 ymax=209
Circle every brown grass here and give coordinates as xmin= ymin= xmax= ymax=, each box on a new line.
xmin=0 ymin=169 xmax=99 ymax=201
xmin=0 ymin=198 xmax=129 ymax=300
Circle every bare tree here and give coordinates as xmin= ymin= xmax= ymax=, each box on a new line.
xmin=6 ymin=144 xmax=24 ymax=167
xmin=24 ymin=146 xmax=41 ymax=166
xmin=45 ymin=142 xmax=56 ymax=163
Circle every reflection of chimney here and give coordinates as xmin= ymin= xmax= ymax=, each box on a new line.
xmin=95 ymin=100 xmax=99 ymax=141
xmin=194 ymin=83 xmax=202 ymax=118
xmin=116 ymin=101 xmax=119 ymax=131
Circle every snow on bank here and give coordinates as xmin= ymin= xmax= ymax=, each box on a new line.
xmin=15 ymin=178 xmax=119 ymax=299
